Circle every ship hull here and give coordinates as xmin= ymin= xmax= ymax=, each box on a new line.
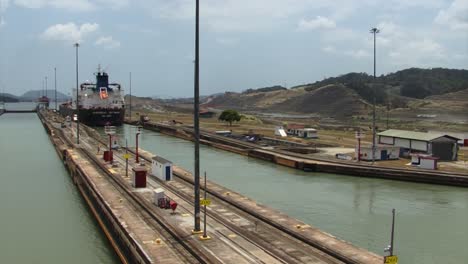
xmin=59 ymin=106 xmax=125 ymax=126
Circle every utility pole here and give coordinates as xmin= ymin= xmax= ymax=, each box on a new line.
xmin=74 ymin=43 xmax=80 ymax=144
xmin=370 ymin=27 xmax=380 ymax=164
xmin=54 ymin=67 xmax=57 ymax=110
xmin=390 ymin=208 xmax=395 ymax=256
xmin=45 ymin=76 xmax=48 ymax=99
xmin=193 ymin=0 xmax=201 ymax=233
xmin=384 ymin=209 xmax=397 ymax=261
xmin=129 ymin=72 xmax=132 ymax=121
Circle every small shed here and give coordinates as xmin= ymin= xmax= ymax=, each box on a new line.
xmin=357 ymin=145 xmax=400 ymax=161
xmin=152 ymin=156 xmax=173 ymax=181
xmin=153 ymin=188 xmax=165 ymax=205
xmin=378 ymin=129 xmax=459 ymax=161
xmin=411 ymin=154 xmax=438 ymax=170
xmin=286 ymin=124 xmax=305 ymax=135
xmin=297 ymin=128 xmax=318 ymax=138
xmin=199 ymin=110 xmax=215 ymax=118
xmin=131 ymin=166 xmax=147 ymax=188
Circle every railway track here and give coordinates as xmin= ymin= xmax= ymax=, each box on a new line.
xmin=69 ymin=122 xmax=302 ymax=264
xmin=62 ymin=117 xmax=380 ymax=264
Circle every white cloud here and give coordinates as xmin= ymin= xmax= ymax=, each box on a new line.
xmin=0 ymin=16 xmax=4 ymax=28
xmin=41 ymin=22 xmax=99 ymax=43
xmin=322 ymin=45 xmax=336 ymax=53
xmin=388 ymin=39 xmax=446 ymax=66
xmin=148 ymin=0 xmax=340 ymax=32
xmin=345 ymin=49 xmax=371 ymax=59
xmin=95 ymin=36 xmax=121 ymax=49
xmin=0 ymin=0 xmax=9 ymax=12
xmin=435 ymin=0 xmax=468 ymax=30
xmin=12 ymin=0 xmax=128 ymax=11
xmin=95 ymin=0 xmax=128 ymax=9
xmin=297 ymin=16 xmax=336 ymax=31
xmin=215 ymin=37 xmax=238 ymax=46
xmin=14 ymin=0 xmax=95 ymax=11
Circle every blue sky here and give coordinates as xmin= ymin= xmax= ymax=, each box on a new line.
xmin=0 ymin=0 xmax=467 ymax=98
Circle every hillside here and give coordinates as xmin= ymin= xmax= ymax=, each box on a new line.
xmin=0 ymin=93 xmax=20 ymax=102
xmin=203 ymin=68 xmax=468 ymax=118
xmin=206 ymin=84 xmax=369 ymax=117
xmin=293 ymin=68 xmax=468 ymax=102
xmin=20 ymin=90 xmax=70 ymax=101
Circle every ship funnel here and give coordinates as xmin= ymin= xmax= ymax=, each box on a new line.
xmin=96 ymin=71 xmax=109 ymax=90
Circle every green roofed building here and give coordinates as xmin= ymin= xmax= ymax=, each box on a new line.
xmin=377 ymin=129 xmax=459 ymax=161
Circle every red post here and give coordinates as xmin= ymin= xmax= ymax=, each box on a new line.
xmin=136 ymin=132 xmax=140 ymax=163
xmin=358 ymin=137 xmax=361 ymax=162
xmin=108 ymin=134 xmax=113 ymax=163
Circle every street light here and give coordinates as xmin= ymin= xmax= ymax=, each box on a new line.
xmin=129 ymin=72 xmax=132 ymax=121
xmin=45 ymin=76 xmax=48 ymax=99
xmin=370 ymin=27 xmax=380 ymax=164
xmin=74 ymin=42 xmax=80 ymax=144
xmin=193 ymin=0 xmax=201 ymax=233
xmin=135 ymin=126 xmax=142 ymax=163
xmin=54 ymin=67 xmax=57 ymax=110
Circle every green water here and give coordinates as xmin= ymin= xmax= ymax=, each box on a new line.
xmin=109 ymin=124 xmax=468 ymax=264
xmin=0 ymin=113 xmax=118 ymax=264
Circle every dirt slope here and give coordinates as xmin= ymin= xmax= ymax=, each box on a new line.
xmin=206 ymin=84 xmax=370 ymax=117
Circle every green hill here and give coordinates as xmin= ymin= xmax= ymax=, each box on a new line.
xmin=292 ymin=68 xmax=468 ymax=103
xmin=0 ymin=93 xmax=20 ymax=102
xmin=20 ymin=90 xmax=70 ymax=101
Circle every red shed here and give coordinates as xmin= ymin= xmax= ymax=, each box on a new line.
xmin=132 ymin=166 xmax=147 ymax=188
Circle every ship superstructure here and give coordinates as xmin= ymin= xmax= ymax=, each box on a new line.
xmin=60 ymin=66 xmax=125 ymax=126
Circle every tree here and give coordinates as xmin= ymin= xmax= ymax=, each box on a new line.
xmin=218 ymin=109 xmax=241 ymax=126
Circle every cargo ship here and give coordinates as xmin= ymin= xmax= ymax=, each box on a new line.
xmin=60 ymin=66 xmax=125 ymax=126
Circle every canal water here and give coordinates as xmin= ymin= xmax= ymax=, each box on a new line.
xmin=109 ymin=124 xmax=468 ymax=264
xmin=0 ymin=112 xmax=118 ymax=263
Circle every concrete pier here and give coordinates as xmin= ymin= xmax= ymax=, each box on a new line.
xmin=136 ymin=120 xmax=468 ymax=187
xmin=39 ymin=110 xmax=383 ymax=264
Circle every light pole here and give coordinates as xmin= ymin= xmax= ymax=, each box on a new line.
xmin=370 ymin=27 xmax=379 ymax=164
xmin=74 ymin=43 xmax=80 ymax=144
xmin=129 ymin=72 xmax=132 ymax=121
xmin=45 ymin=76 xmax=48 ymax=99
xmin=54 ymin=67 xmax=57 ymax=110
xmin=193 ymin=0 xmax=201 ymax=233
xmin=135 ymin=126 xmax=141 ymax=163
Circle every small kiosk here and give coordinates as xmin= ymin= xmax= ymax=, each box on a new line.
xmin=131 ymin=166 xmax=148 ymax=188
xmin=152 ymin=156 xmax=173 ymax=181
xmin=411 ymin=154 xmax=439 ymax=170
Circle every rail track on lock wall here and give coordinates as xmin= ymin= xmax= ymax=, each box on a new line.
xmin=75 ymin=121 xmax=380 ymax=264
xmin=82 ymin=128 xmax=345 ymax=264
xmin=51 ymin=124 xmax=215 ymax=264
xmin=64 ymin=120 xmax=346 ymax=264
xmin=121 ymin=147 xmax=378 ymax=264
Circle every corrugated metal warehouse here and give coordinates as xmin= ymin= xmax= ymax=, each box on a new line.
xmin=378 ymin=129 xmax=459 ymax=161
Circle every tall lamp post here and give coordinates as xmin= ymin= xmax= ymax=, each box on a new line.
xmin=135 ymin=126 xmax=141 ymax=163
xmin=54 ymin=67 xmax=57 ymax=110
xmin=74 ymin=43 xmax=80 ymax=144
xmin=193 ymin=0 xmax=201 ymax=233
xmin=45 ymin=76 xmax=48 ymax=98
xmin=129 ymin=72 xmax=132 ymax=121
xmin=370 ymin=27 xmax=379 ymax=164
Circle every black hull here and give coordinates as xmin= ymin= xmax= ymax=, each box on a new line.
xmin=59 ymin=106 xmax=125 ymax=126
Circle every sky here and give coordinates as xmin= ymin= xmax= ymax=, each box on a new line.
xmin=0 ymin=0 xmax=467 ymax=98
